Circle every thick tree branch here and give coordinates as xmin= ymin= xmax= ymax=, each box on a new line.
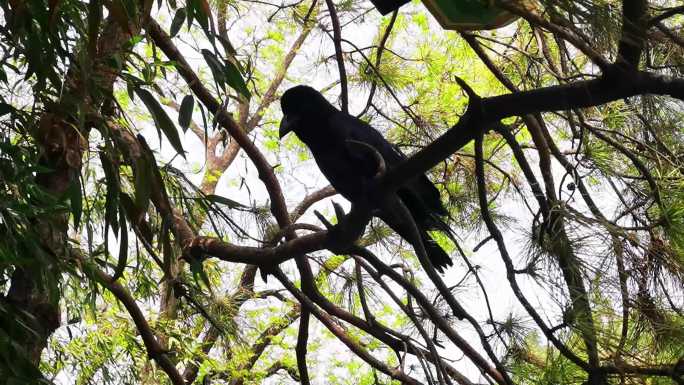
xmin=382 ymin=69 xmax=684 ymax=195
xmin=617 ymin=0 xmax=649 ymax=68
xmin=296 ymin=309 xmax=311 ymax=385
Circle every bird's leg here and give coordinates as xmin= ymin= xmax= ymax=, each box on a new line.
xmin=314 ymin=201 xmax=372 ymax=254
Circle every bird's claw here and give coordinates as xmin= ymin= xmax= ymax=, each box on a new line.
xmin=332 ymin=201 xmax=346 ymax=220
xmin=314 ymin=209 xmax=334 ymax=230
xmin=315 ymin=201 xmax=371 ymax=254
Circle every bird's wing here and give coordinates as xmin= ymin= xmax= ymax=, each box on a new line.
xmin=329 ymin=111 xmax=449 ymax=213
xmin=329 ymin=110 xmax=456 ymax=263
xmin=328 ymin=112 xmax=405 ymax=170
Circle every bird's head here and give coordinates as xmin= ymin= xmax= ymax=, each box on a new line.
xmin=279 ymin=85 xmax=337 ymax=139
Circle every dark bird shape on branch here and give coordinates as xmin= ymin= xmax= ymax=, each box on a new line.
xmin=279 ymin=85 xmax=454 ymax=272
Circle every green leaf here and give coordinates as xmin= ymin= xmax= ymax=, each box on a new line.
xmin=112 ymin=205 xmax=128 ymax=281
xmin=134 ymin=155 xmax=151 ymax=213
xmin=224 ymin=60 xmax=251 ymax=100
xmin=0 ymin=103 xmax=12 ymax=117
xmin=69 ymin=179 xmax=83 ymax=229
xmin=178 ymin=94 xmax=194 ymax=132
xmin=205 ymin=194 xmax=247 ymax=209
xmin=126 ymin=81 xmax=136 ymax=102
xmin=192 ymin=0 xmax=211 ymax=32
xmin=99 ymin=151 xmax=120 ymax=236
xmin=170 ymin=7 xmax=186 ymax=37
xmin=189 ymin=257 xmax=212 ymax=291
xmin=134 ymin=87 xmax=186 ymax=158
xmin=119 ymin=193 xmax=153 ymax=243
xmin=201 ymin=49 xmax=226 ymax=89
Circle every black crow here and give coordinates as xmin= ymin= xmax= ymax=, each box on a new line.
xmin=279 ymin=85 xmax=454 ymax=272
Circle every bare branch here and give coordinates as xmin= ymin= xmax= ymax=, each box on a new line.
xmin=81 ymin=259 xmax=185 ymax=385
xmin=296 ymin=309 xmax=311 ymax=385
xmin=291 ymin=185 xmax=337 ymax=222
xmin=323 ymin=0 xmax=348 ymax=112
xmin=273 ymin=268 xmax=424 ymax=385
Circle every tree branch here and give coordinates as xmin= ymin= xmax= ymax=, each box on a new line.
xmin=296 ymin=309 xmax=311 ymax=385
xmin=80 ymin=258 xmax=185 ymax=385
xmin=381 ymin=69 xmax=684 ymax=195
xmin=323 ymin=0 xmax=348 ymax=112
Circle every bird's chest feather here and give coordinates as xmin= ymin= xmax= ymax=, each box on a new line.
xmin=302 ymin=134 xmax=374 ymax=202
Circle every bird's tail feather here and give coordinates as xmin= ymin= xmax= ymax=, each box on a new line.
xmin=425 ymin=213 xmax=458 ymax=244
xmin=421 ymin=230 xmax=453 ymax=273
xmin=379 ymin=211 xmax=454 ymax=274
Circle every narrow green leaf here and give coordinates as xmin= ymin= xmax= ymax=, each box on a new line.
xmin=224 ymin=60 xmax=251 ymax=99
xmin=170 ymin=8 xmax=186 ymax=37
xmin=201 ymin=49 xmax=226 ymax=88
xmin=198 ymin=102 xmax=209 ymax=152
xmin=190 ymin=258 xmax=212 ymax=291
xmin=99 ymin=151 xmax=120 ymax=236
xmin=205 ymin=194 xmax=247 ymax=209
xmin=134 ymin=156 xmax=151 ymax=213
xmin=178 ymin=94 xmax=194 ymax=132
xmin=69 ymin=179 xmax=83 ymax=229
xmin=127 ymin=81 xmax=136 ymax=103
xmin=119 ymin=193 xmax=153 ymax=243
xmin=193 ymin=0 xmax=211 ymax=32
xmin=0 ymin=103 xmax=12 ymax=117
xmin=134 ymin=87 xmax=186 ymax=158
xmin=112 ymin=205 xmax=128 ymax=281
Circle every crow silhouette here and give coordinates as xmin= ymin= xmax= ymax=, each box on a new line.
xmin=279 ymin=85 xmax=453 ymax=272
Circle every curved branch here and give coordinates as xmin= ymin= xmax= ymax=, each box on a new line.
xmin=273 ymin=268 xmax=424 ymax=385
xmin=472 ymin=134 xmax=589 ymax=371
xmin=146 ymin=20 xmax=291 ymax=229
xmin=81 ymin=260 xmax=185 ymax=385
xmin=290 ymin=185 xmax=337 ymax=222
xmin=323 ymin=0 xmax=348 ymax=112
xmin=296 ymin=309 xmax=311 ymax=385
xmin=350 ymin=246 xmax=506 ymax=384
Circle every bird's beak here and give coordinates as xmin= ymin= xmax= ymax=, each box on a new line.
xmin=279 ymin=114 xmax=299 ymax=139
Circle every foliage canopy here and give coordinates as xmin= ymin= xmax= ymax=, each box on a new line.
xmin=0 ymin=0 xmax=683 ymax=384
